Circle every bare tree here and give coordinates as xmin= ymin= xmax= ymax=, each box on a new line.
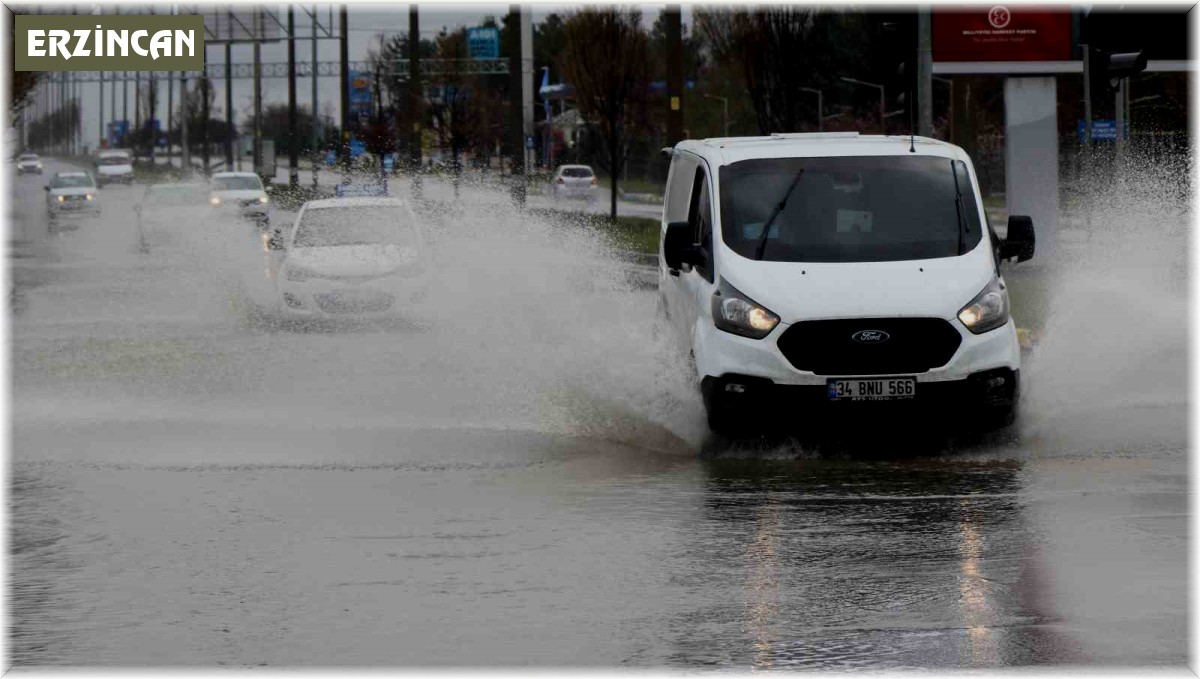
xmin=428 ymin=28 xmax=504 ymax=194
xmin=560 ymin=6 xmax=651 ymax=222
xmin=697 ymin=7 xmax=863 ymax=134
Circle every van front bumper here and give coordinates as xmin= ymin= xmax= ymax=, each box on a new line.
xmin=702 ymin=367 xmax=1018 ymax=424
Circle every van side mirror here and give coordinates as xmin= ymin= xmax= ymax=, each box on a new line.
xmin=663 ymin=221 xmax=703 ymax=270
xmin=1000 ymin=216 xmax=1035 ymax=263
xmin=43 ymin=185 xmax=49 ymax=192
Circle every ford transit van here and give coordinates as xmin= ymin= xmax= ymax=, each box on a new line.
xmin=657 ymin=133 xmax=1035 ymax=436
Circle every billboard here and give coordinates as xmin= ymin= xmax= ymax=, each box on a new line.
xmin=933 ymin=6 xmax=1073 ymax=62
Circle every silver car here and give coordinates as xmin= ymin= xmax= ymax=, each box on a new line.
xmin=45 ymin=171 xmax=100 ymax=228
xmin=551 ymin=164 xmax=598 ymax=202
xmin=17 ymin=153 xmax=42 ymax=175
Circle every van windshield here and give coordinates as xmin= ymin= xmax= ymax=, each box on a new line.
xmin=719 ymin=156 xmax=983 ymax=263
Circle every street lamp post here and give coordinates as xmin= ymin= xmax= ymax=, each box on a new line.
xmin=799 ymin=87 xmax=823 ymax=131
xmin=840 ymin=76 xmax=885 ymax=131
xmin=704 ymin=94 xmax=730 ymax=136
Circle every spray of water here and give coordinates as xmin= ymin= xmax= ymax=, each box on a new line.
xmin=1018 ymin=148 xmax=1191 ymax=455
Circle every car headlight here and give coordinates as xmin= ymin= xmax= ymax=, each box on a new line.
xmin=210 ymin=196 xmax=221 ymax=206
xmin=258 ymin=196 xmax=269 ymax=204
xmin=56 ymin=195 xmax=65 ymax=202
xmin=85 ymin=194 xmax=94 ymax=201
xmin=285 ymin=265 xmax=321 ymax=282
xmin=958 ymin=277 xmax=1010 ymax=334
xmin=711 ymin=278 xmax=780 ymax=339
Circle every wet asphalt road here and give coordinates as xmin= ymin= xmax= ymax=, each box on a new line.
xmin=8 ymin=159 xmax=1189 ymax=669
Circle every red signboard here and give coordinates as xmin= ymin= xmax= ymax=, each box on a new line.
xmin=933 ymin=6 xmax=1073 ymax=62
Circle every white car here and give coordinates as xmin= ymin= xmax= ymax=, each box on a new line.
xmin=274 ymin=197 xmax=429 ymax=318
xmin=45 ymin=171 xmax=100 ymax=227
xmin=17 ymin=153 xmax=42 ymax=175
xmin=134 ymin=182 xmax=211 ymax=251
xmin=209 ymin=171 xmax=271 ymax=225
xmin=657 ymin=132 xmax=1035 ymax=436
xmin=551 ymin=164 xmax=598 ymax=201
xmin=95 ymin=150 xmax=134 ymax=186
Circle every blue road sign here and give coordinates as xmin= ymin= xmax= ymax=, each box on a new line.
xmin=1078 ymin=119 xmax=1127 ymax=142
xmin=107 ymin=120 xmax=129 ymax=147
xmin=349 ymin=138 xmax=366 ymax=158
xmin=467 ymin=26 xmax=499 ymax=59
xmin=383 ymin=154 xmax=395 ymax=172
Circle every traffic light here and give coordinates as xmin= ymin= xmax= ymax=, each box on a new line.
xmin=1089 ymin=48 xmax=1147 ymax=94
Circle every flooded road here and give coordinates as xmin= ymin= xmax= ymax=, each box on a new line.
xmin=9 ymin=159 xmax=1188 ymax=669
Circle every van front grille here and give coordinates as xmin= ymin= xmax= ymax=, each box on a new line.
xmin=776 ymin=318 xmax=962 ymax=375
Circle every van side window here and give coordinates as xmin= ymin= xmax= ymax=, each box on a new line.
xmin=688 ymin=168 xmax=715 ymax=282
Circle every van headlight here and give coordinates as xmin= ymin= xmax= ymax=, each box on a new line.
xmin=958 ymin=277 xmax=1010 ymax=334
xmin=258 ymin=196 xmax=269 ymax=204
xmin=712 ymin=278 xmax=780 ymax=339
xmin=210 ymin=196 xmax=221 ymax=206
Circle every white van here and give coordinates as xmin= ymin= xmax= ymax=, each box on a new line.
xmin=657 ymin=133 xmax=1035 ymax=436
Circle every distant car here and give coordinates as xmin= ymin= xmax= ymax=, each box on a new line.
xmin=551 ymin=164 xmax=598 ymax=202
xmin=16 ymin=153 xmax=43 ymax=175
xmin=134 ymin=182 xmax=210 ymax=251
xmin=273 ymin=197 xmax=429 ymax=319
xmin=45 ymin=171 xmax=100 ymax=227
xmin=95 ymin=150 xmax=134 ymax=186
xmin=209 ymin=171 xmax=271 ymax=226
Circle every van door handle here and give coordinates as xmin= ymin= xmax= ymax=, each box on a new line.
xmin=668 ymin=268 xmax=680 ymax=277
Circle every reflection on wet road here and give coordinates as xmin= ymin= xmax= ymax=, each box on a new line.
xmin=9 ymin=160 xmax=1188 ymax=669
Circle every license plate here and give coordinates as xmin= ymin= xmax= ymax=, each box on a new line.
xmin=827 ymin=377 xmax=916 ymax=401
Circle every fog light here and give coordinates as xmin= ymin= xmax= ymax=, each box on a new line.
xmin=986 ymin=376 xmax=1006 ymax=390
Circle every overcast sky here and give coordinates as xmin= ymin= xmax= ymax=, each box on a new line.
xmin=59 ymin=3 xmax=692 ymax=150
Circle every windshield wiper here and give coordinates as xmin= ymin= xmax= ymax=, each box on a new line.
xmin=754 ymin=168 xmax=805 ymax=261
xmin=951 ymin=161 xmax=968 ymax=256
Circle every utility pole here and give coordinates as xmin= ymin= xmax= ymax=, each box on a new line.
xmin=122 ymin=69 xmax=128 ymax=147
xmin=253 ymin=11 xmax=263 ymax=177
xmin=521 ymin=11 xmax=533 ymax=175
xmin=288 ymin=5 xmax=299 ymax=188
xmin=201 ymin=67 xmax=210 ymax=175
xmin=507 ymin=5 xmax=525 ymax=207
xmin=98 ymin=71 xmax=104 ymax=150
xmin=408 ymin=4 xmax=422 ymax=197
xmin=665 ymin=5 xmax=683 ymax=146
xmin=917 ymin=5 xmax=933 ymax=137
xmin=312 ymin=4 xmax=320 ymax=189
xmin=180 ymin=73 xmax=189 ymax=176
xmin=1082 ymin=45 xmax=1092 ymax=149
xmin=339 ymin=4 xmax=350 ymax=166
xmin=225 ymin=34 xmax=234 ymax=171
xmin=167 ymin=70 xmax=173 ymax=161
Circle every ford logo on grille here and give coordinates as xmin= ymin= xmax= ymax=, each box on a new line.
xmin=851 ymin=329 xmax=890 ymax=344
